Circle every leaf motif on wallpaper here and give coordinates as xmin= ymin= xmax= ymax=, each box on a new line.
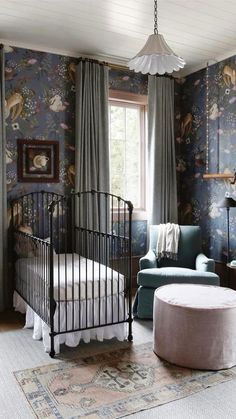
xmin=68 ymin=62 xmax=76 ymax=84
xmin=222 ymin=65 xmax=236 ymax=87
xmin=5 ymin=92 xmax=24 ymax=121
xmin=180 ymin=113 xmax=193 ymax=138
xmin=194 ymin=149 xmax=205 ymax=168
xmin=6 ymin=173 xmax=17 ymax=193
xmin=176 ymin=158 xmax=186 ymax=172
xmin=45 ymin=114 xmax=57 ymax=134
xmin=6 ymin=149 xmax=14 ymax=165
xmin=6 ymin=141 xmax=17 ymax=163
xmin=7 ymin=197 xmax=23 ymax=228
xmin=67 ymin=165 xmax=75 ymax=186
xmin=35 ymin=56 xmax=54 ymax=78
xmin=178 ymin=202 xmax=193 ymax=225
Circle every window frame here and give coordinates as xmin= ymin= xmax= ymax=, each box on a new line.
xmin=109 ymin=89 xmax=147 ymax=220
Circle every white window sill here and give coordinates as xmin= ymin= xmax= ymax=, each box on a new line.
xmin=111 ymin=210 xmax=147 ymax=222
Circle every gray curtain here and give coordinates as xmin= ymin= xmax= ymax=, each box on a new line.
xmin=148 ymin=76 xmax=178 ymax=225
xmin=75 ymin=59 xmax=109 ymax=238
xmin=0 ymin=46 xmax=8 ymax=311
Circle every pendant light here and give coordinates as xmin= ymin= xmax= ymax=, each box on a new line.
xmin=128 ymin=0 xmax=185 ymax=75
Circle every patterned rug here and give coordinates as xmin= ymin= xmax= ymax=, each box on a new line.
xmin=14 ymin=342 xmax=236 ymax=419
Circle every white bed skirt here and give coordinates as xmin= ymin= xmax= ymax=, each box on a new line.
xmin=13 ymin=291 xmax=127 ymax=354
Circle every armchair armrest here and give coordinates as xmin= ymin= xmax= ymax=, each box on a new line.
xmin=196 ymin=253 xmax=215 ymax=273
xmin=139 ymin=250 xmax=158 ymax=270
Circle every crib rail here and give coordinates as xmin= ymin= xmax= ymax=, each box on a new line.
xmin=14 ymin=231 xmax=51 ymax=324
xmin=12 ymin=190 xmax=133 ymax=357
xmin=48 ymin=190 xmax=133 ymax=356
xmin=10 ymin=190 xmax=63 ymax=239
xmin=11 ymin=191 xmax=63 ymax=323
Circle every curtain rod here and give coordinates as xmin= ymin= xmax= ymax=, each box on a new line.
xmin=78 ymin=57 xmax=129 ymax=72
xmin=108 ymin=62 xmax=129 ymax=71
xmin=78 ymin=57 xmax=109 ymax=66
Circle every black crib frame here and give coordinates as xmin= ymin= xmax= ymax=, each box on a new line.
xmin=11 ymin=190 xmax=133 ymax=357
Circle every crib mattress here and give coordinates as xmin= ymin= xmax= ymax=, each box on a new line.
xmin=15 ymin=253 xmax=125 ymax=301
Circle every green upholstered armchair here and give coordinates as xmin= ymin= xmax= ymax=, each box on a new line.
xmin=133 ymin=225 xmax=220 ymax=319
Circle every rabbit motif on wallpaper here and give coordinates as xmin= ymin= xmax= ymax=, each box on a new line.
xmin=49 ymin=94 xmax=66 ymax=112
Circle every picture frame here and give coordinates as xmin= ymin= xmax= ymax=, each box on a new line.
xmin=17 ymin=139 xmax=59 ymax=183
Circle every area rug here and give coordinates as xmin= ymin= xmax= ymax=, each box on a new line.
xmin=14 ymin=342 xmax=236 ymax=419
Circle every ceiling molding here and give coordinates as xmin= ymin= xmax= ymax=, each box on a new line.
xmin=180 ymin=49 xmax=236 ymax=77
xmin=1 ymin=38 xmax=236 ymax=79
xmin=0 ymin=37 xmax=130 ymax=69
xmin=0 ymin=38 xmax=81 ymax=59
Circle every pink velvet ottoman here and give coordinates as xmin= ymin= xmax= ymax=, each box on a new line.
xmin=153 ymin=283 xmax=236 ymax=370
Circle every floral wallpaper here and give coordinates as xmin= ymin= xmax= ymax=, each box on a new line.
xmin=6 ymin=44 xmax=236 ymax=263
xmin=5 ymin=46 xmax=76 ymax=201
xmin=5 ymin=46 xmax=147 ymax=256
xmin=176 ymin=56 xmax=236 ymax=262
xmin=109 ymin=68 xmax=148 ymax=95
xmin=7 ymin=45 xmax=236 ymax=262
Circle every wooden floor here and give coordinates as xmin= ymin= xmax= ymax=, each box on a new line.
xmin=0 ymin=310 xmax=25 ymax=332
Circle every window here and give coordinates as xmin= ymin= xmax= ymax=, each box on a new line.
xmin=109 ymin=90 xmax=147 ymax=215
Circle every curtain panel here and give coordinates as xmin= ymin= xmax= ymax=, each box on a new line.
xmin=148 ymin=76 xmax=178 ymax=225
xmin=0 ymin=46 xmax=8 ymax=311
xmin=75 ymin=59 xmax=110 ymax=246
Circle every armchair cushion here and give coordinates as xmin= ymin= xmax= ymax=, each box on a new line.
xmin=139 ymin=250 xmax=158 ymax=270
xmin=138 ymin=267 xmax=220 ymax=288
xmin=196 ymin=253 xmax=215 ymax=272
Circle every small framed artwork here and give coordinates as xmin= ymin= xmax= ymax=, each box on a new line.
xmin=17 ymin=139 xmax=59 ymax=183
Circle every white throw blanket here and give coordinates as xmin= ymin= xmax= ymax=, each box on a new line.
xmin=156 ymin=223 xmax=180 ymax=260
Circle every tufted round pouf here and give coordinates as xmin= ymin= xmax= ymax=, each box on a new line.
xmin=153 ymin=283 xmax=236 ymax=370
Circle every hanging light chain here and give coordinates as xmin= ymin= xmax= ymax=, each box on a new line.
xmin=206 ymin=62 xmax=209 ymax=173
xmin=154 ymin=0 xmax=159 ymax=34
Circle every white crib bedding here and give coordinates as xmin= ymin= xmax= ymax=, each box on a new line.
xmin=15 ymin=253 xmax=125 ymax=301
xmin=13 ymin=291 xmax=126 ymax=353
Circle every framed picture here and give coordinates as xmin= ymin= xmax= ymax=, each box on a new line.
xmin=17 ymin=139 xmax=59 ymax=183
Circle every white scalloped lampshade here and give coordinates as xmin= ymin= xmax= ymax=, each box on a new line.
xmin=128 ymin=33 xmax=185 ymax=75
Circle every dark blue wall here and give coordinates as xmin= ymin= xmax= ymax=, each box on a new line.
xmin=176 ymin=58 xmax=236 ymax=262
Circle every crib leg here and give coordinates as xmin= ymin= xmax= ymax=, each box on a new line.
xmin=128 ymin=319 xmax=133 ymax=342
xmin=49 ymin=334 xmax=55 ymax=358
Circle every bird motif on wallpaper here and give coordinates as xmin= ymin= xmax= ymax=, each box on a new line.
xmin=180 ymin=113 xmax=193 ymax=138
xmin=68 ymin=62 xmax=76 ymax=83
xmin=49 ymin=95 xmax=66 ymax=112
xmin=5 ymin=92 xmax=24 ymax=121
xmin=222 ymin=65 xmax=236 ymax=87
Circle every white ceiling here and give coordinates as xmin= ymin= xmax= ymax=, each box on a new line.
xmin=1 ymin=0 xmax=236 ymax=76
